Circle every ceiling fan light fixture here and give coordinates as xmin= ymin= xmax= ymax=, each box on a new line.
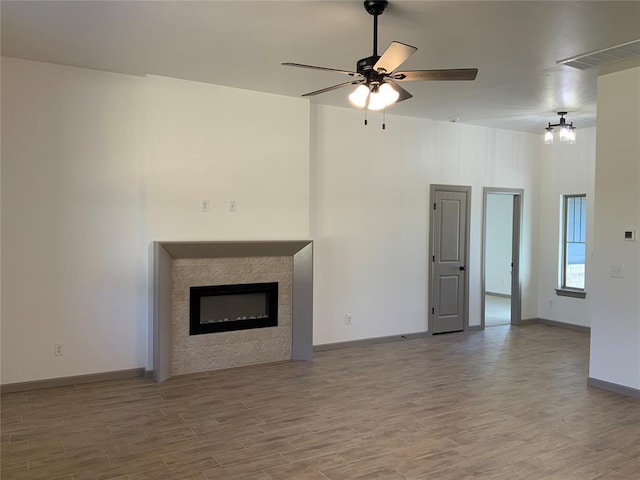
xmin=283 ymin=0 xmax=478 ymax=119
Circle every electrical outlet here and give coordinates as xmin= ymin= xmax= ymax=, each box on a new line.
xmin=201 ymin=199 xmax=209 ymax=212
xmin=548 ymin=299 xmax=553 ymax=308
xmin=229 ymin=200 xmax=237 ymax=213
xmin=54 ymin=342 xmax=64 ymax=357
xmin=345 ymin=314 xmax=353 ymax=325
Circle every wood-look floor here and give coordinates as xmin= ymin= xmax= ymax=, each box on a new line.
xmin=2 ymin=324 xmax=640 ymax=479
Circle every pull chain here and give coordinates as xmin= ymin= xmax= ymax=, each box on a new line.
xmin=364 ymin=108 xmax=368 ymax=126
xmin=382 ymin=108 xmax=386 ymax=130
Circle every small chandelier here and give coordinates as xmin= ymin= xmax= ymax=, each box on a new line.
xmin=544 ymin=111 xmax=576 ymax=144
xmin=348 ymin=82 xmax=399 ymax=111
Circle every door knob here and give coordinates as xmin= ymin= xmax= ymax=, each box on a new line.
xmin=459 ymin=266 xmax=466 ymax=271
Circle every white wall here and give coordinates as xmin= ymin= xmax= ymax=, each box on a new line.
xmin=427 ymin=122 xmax=541 ymax=327
xmin=312 ymin=105 xmax=541 ymax=345
xmin=589 ymin=66 xmax=640 ymax=390
xmin=537 ymin=128 xmax=596 ymax=327
xmin=5 ymin=57 xmax=588 ymax=383
xmin=311 ymin=108 xmax=430 ymax=344
xmin=145 ymin=75 xmax=311 ymax=369
xmin=1 ymin=60 xmax=311 ymax=384
xmin=485 ymin=194 xmax=514 ymax=295
xmin=1 ymin=58 xmax=147 ymax=384
xmin=145 ymin=75 xmax=310 ymax=242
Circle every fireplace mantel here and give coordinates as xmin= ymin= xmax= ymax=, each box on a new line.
xmin=151 ymin=240 xmax=313 ymax=382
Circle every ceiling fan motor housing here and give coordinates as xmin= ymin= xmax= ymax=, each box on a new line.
xmin=364 ymin=0 xmax=388 ymax=16
xmin=357 ymin=55 xmax=380 ymax=73
xmin=357 ymin=55 xmax=385 ymax=85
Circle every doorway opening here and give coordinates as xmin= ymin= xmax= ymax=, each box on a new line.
xmin=482 ymin=188 xmax=523 ymax=327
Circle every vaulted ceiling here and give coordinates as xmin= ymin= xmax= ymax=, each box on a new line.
xmin=2 ymin=1 xmax=639 ymax=133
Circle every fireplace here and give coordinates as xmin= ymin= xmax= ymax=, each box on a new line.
xmin=189 ymin=282 xmax=278 ymax=335
xmin=152 ymin=241 xmax=312 ymax=382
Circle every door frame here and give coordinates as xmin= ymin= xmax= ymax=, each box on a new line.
xmin=428 ymin=184 xmax=472 ymax=334
xmin=481 ymin=187 xmax=524 ymax=327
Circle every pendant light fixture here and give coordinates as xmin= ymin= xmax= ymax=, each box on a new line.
xmin=544 ymin=112 xmax=576 ymax=144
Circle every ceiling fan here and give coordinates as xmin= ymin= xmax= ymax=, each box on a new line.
xmin=283 ymin=0 xmax=478 ymax=112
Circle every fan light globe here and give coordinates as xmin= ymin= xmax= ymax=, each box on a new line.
xmin=369 ymin=83 xmax=399 ymax=110
xmin=368 ymin=83 xmax=399 ymax=111
xmin=544 ymin=129 xmax=554 ymax=144
xmin=379 ymin=82 xmax=399 ymax=105
xmin=349 ymin=84 xmax=370 ymax=108
xmin=368 ymin=90 xmax=386 ymax=111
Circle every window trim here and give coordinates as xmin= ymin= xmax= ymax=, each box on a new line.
xmin=555 ymin=288 xmax=586 ymax=299
xmin=560 ymin=193 xmax=586 ymax=293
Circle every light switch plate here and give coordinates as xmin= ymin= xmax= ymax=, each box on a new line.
xmin=610 ymin=264 xmax=624 ymax=278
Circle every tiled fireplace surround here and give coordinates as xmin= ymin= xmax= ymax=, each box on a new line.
xmin=151 ymin=241 xmax=313 ymax=382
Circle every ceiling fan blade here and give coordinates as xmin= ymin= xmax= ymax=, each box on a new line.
xmin=392 ymin=69 xmax=478 ymax=81
xmin=301 ymin=80 xmax=363 ymax=97
xmin=373 ymin=41 xmax=417 ymax=73
xmin=387 ymin=80 xmax=413 ymax=103
xmin=282 ymin=62 xmax=362 ymax=77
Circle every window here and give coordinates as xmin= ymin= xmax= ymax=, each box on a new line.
xmin=561 ymin=194 xmax=586 ymax=291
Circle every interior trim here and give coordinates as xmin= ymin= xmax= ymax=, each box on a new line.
xmin=314 ymin=332 xmax=429 ymax=352
xmin=555 ymin=288 xmax=587 ymax=299
xmin=518 ymin=317 xmax=590 ymax=333
xmin=517 ymin=317 xmax=539 ymax=325
xmin=480 ymin=187 xmax=524 ymax=329
xmin=0 ymin=368 xmax=146 ymax=394
xmin=538 ymin=318 xmax=590 ymax=332
xmin=587 ymin=377 xmax=640 ymax=399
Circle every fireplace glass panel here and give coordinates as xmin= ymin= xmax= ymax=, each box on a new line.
xmin=200 ymin=293 xmax=268 ymax=324
xmin=190 ymin=282 xmax=278 ymax=335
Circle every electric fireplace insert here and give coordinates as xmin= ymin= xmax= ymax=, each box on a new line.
xmin=189 ymin=282 xmax=278 ymax=335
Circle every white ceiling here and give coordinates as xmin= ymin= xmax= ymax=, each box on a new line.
xmin=2 ymin=1 xmax=639 ymax=133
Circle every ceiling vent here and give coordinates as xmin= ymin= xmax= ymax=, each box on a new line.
xmin=558 ymin=39 xmax=640 ymax=70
